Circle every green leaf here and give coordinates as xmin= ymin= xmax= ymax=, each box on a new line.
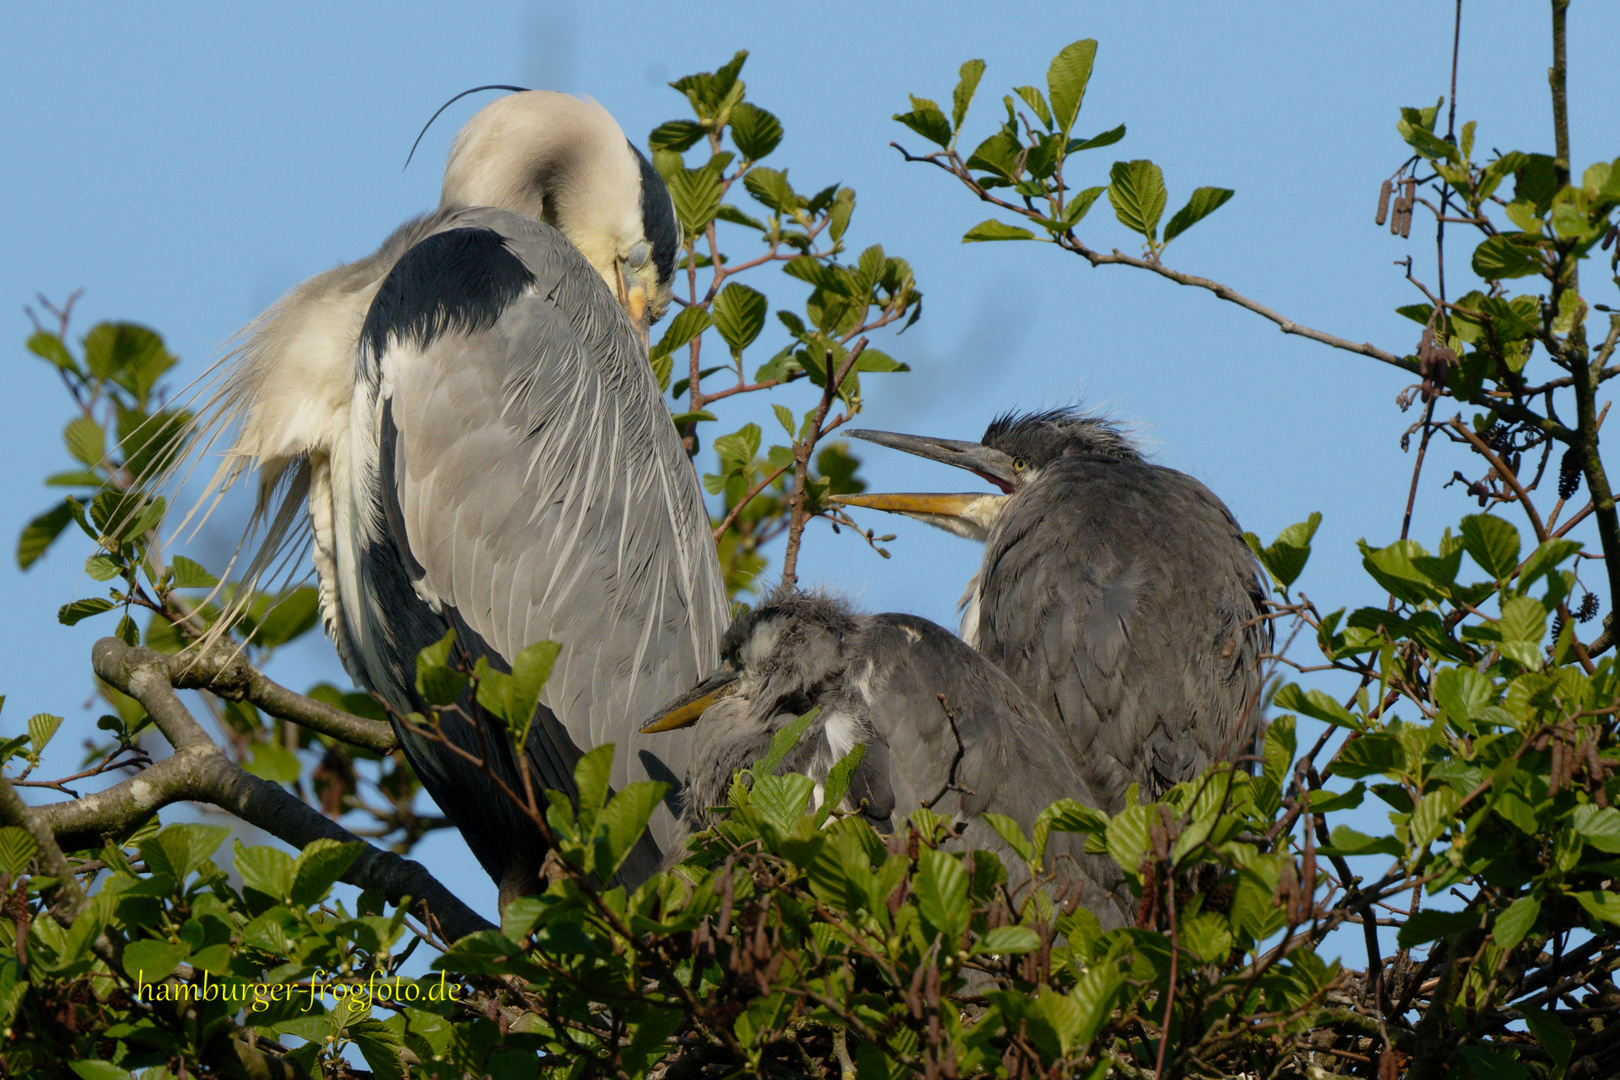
xmin=349 ymin=1018 xmax=405 ymax=1080
xmin=1574 ymin=890 xmax=1620 ymax=926
xmin=712 ymin=283 xmax=768 ymax=354
xmin=1274 ymin=684 xmax=1358 ymax=730
xmin=962 ymin=219 xmax=1037 ymax=243
xmin=915 ymin=847 xmax=970 ymax=942
xmin=818 ymin=742 xmax=866 ymax=819
xmin=169 ymin=555 xmax=218 ymax=589
xmin=1256 ymin=714 xmax=1295 ymax=815
xmin=506 ymin=639 xmax=560 ymax=741
xmin=244 ymin=741 xmax=301 ymax=784
xmin=729 ymin=102 xmax=782 ymax=160
xmin=64 ymin=415 xmax=105 ymax=467
xmin=1521 ymin=1008 xmax=1573 ymax=1073
xmin=414 ymin=629 xmax=467 ymax=707
xmin=951 ymin=59 xmax=986 ymax=130
xmin=670 ymin=50 xmax=747 ymax=119
xmin=58 ymin=597 xmax=116 ymax=626
xmin=1434 ymin=667 xmax=1495 ymax=725
xmin=1249 ymin=512 xmax=1321 ymax=589
xmin=982 ymin=813 xmax=1035 ymax=864
xmin=1457 ymin=1047 xmax=1531 ymax=1080
xmin=827 ymin=188 xmax=854 ymax=241
xmin=1472 ymin=234 xmax=1546 ymax=279
xmin=574 ymin=743 xmax=616 ymax=819
xmin=82 ymin=323 xmax=177 ymax=399
xmin=713 ymin=423 xmax=761 ymax=475
xmin=965 ymin=130 xmax=1023 ymax=181
xmin=251 ymin=587 xmax=319 ymax=648
xmin=1066 ymin=125 xmax=1125 ymax=153
xmin=0 ymin=828 xmax=38 ymax=876
xmin=69 ymin=1062 xmax=133 ymax=1080
xmin=84 ymin=553 xmax=120 ymax=582
xmin=1046 ymin=39 xmax=1097 ymax=136
xmin=1460 ymin=514 xmax=1521 ymax=578
xmin=290 ymin=838 xmax=362 ymax=907
xmin=27 ymin=331 xmax=77 ymax=373
xmin=1014 ymin=86 xmax=1052 ymax=130
xmin=1320 ymin=825 xmax=1402 ymax=858
xmin=234 ymin=840 xmax=295 ymax=900
xmin=668 ymin=166 xmax=724 ymax=234
xmin=650 ymin=306 xmax=711 ymax=363
xmin=750 ymin=772 xmax=816 ymax=834
xmin=18 ymin=500 xmax=77 ymax=569
xmin=1162 ymin=186 xmax=1234 ymax=244
xmin=1333 ymin=733 xmax=1403 ymax=779
xmin=648 ymin=119 xmax=707 ymax=153
xmin=123 ymin=938 xmax=188 ymax=983
xmin=1517 ymin=538 xmax=1580 ymax=593
xmin=1396 ymin=906 xmax=1478 ymax=948
xmin=742 ymin=167 xmax=798 ymax=215
xmin=756 ymin=707 xmax=818 ymax=778
xmin=973 ymin=925 xmax=1040 ymax=955
xmin=1494 ymin=895 xmax=1540 ymax=950
xmin=1570 ymin=805 xmax=1620 ymax=853
xmin=593 ymin=781 xmax=667 ymax=878
xmin=1105 ymin=802 xmax=1154 ymax=878
xmin=1107 ymin=159 xmax=1168 ymax=241
xmin=894 ymin=97 xmax=952 ymax=148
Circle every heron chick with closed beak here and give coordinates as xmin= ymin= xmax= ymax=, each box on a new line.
xmin=641 ymin=591 xmax=1131 ymax=927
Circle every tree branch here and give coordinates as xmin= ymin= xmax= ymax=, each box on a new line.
xmin=168 ymin=643 xmax=396 ymax=754
xmin=60 ymin=638 xmax=494 ymax=940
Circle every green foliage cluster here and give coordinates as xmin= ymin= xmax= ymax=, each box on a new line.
xmin=645 ymin=51 xmax=921 ymax=594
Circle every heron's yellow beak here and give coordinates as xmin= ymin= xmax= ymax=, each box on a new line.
xmin=831 ymin=492 xmax=984 ymax=518
xmin=640 ymin=669 xmax=741 ymax=733
xmin=830 ymin=491 xmax=1008 ymax=542
xmin=616 ymin=261 xmax=669 ymax=348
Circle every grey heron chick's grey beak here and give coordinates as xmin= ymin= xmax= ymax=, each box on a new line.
xmin=641 ymin=668 xmax=741 ymax=733
xmin=843 ymin=428 xmax=1020 ymax=491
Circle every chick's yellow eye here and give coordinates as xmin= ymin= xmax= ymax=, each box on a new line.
xmin=1012 ymin=457 xmax=1027 ymax=472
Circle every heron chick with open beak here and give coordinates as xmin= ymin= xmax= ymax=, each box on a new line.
xmin=834 ymin=408 xmax=1270 ymax=816
xmin=641 ymin=591 xmax=1131 ymax=926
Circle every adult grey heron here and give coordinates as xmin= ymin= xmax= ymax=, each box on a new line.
xmin=640 ymin=592 xmax=1131 ymax=926
xmin=176 ymin=91 xmax=730 ymax=903
xmin=833 ymin=409 xmax=1269 ymax=815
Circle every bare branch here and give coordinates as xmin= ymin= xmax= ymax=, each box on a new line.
xmin=68 ymin=637 xmax=493 ymax=940
xmin=168 ymin=643 xmax=396 ymax=754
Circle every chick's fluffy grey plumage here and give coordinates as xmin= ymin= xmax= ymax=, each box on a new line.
xmin=969 ymin=411 xmax=1270 ymax=814
xmin=660 ymin=592 xmax=1131 ymax=929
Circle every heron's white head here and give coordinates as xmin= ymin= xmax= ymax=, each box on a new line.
xmin=441 ymin=91 xmax=680 ymax=330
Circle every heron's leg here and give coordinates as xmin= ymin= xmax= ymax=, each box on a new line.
xmin=497 ymin=854 xmax=544 ymax=914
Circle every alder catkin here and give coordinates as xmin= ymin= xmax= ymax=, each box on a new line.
xmin=1559 ymin=447 xmax=1582 ymax=499
xmin=1376 ymin=178 xmax=1393 ymax=225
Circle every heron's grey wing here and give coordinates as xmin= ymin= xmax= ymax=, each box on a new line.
xmin=850 ymin=614 xmax=1130 ymax=928
xmin=353 ymin=207 xmax=727 ymax=871
xmin=975 ymin=458 xmax=1269 ymax=814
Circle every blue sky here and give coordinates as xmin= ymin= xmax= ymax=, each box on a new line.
xmin=4 ymin=3 xmax=1617 ymax=927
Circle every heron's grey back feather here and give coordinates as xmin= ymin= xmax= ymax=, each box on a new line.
xmin=973 ymin=455 xmax=1268 ymax=814
xmin=342 ymin=207 xmax=727 ymax=883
